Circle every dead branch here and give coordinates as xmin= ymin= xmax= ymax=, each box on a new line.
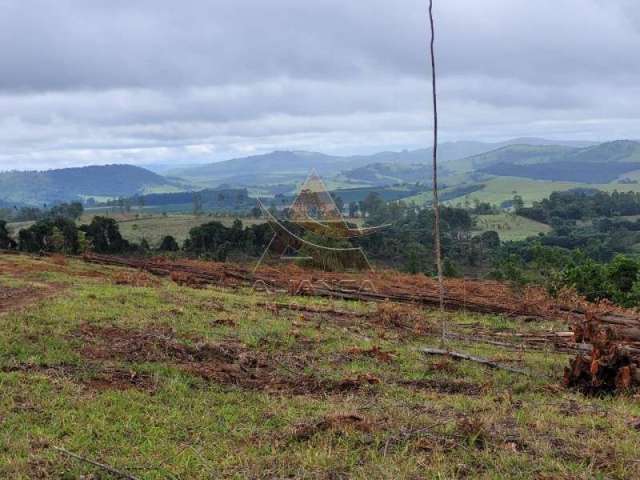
xmin=53 ymin=446 xmax=141 ymax=480
xmin=255 ymin=301 xmax=368 ymax=318
xmin=420 ymin=348 xmax=530 ymax=375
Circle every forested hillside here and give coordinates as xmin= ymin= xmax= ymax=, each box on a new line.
xmin=475 ymin=141 xmax=640 ymax=182
xmin=0 ymin=165 xmax=183 ymax=205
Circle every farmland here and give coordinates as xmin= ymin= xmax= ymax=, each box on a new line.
xmin=6 ymin=214 xmax=266 ymax=247
xmin=114 ymin=214 xmax=265 ymax=246
xmin=474 ymin=213 xmax=551 ymax=242
xmin=401 ymin=175 xmax=640 ymax=210
xmin=2 ymin=252 xmax=640 ymax=478
xmin=463 ymin=177 xmax=640 ymax=208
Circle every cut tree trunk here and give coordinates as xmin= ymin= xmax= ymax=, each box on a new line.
xmin=565 ymin=311 xmax=640 ymax=394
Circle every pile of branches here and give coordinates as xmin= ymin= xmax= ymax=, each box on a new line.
xmin=83 ymin=253 xmax=578 ymax=321
xmin=565 ymin=311 xmax=640 ymax=394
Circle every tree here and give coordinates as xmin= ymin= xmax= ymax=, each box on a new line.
xmin=251 ymin=206 xmax=262 ymax=218
xmin=81 ymin=217 xmax=130 ymax=253
xmin=0 ymin=220 xmax=16 ymax=249
xmin=18 ymin=217 xmax=80 ymax=254
xmin=348 ymin=202 xmax=358 ymax=218
xmin=50 ymin=227 xmax=65 ymax=252
xmin=140 ymin=238 xmax=151 ymax=252
xmin=361 ymin=193 xmax=385 ymax=223
xmin=77 ymin=230 xmax=90 ymax=253
xmin=443 ymin=258 xmax=460 ymax=278
xmin=49 ymin=202 xmax=84 ymax=220
xmin=193 ymin=193 xmax=204 ymax=216
xmin=332 ymin=194 xmax=345 ymax=213
xmin=478 ymin=230 xmax=500 ymax=250
xmin=607 ymin=255 xmax=639 ymax=294
xmin=404 ymin=241 xmax=430 ymax=274
xmin=159 ymin=235 xmax=180 ymax=252
xmin=512 ymin=195 xmax=525 ymax=211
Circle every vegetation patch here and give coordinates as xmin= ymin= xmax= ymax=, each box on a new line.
xmin=0 ymin=283 xmax=63 ymax=315
xmin=74 ymin=323 xmax=382 ymax=395
xmin=1 ymin=363 xmax=157 ymax=393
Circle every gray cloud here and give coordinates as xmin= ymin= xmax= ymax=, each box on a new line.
xmin=0 ymin=0 xmax=639 ymax=170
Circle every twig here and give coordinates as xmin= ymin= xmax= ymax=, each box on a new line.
xmin=53 ymin=446 xmax=141 ymax=480
xmin=420 ymin=348 xmax=530 ymax=375
xmin=256 ymin=301 xmax=368 ymax=318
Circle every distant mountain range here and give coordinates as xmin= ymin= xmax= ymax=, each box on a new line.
xmin=3 ymin=138 xmax=639 ymax=207
xmin=169 ymin=138 xmax=597 ymax=188
xmin=0 ymin=164 xmax=184 ymax=205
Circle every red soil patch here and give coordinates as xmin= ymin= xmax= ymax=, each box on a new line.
xmin=291 ymin=413 xmax=372 ymax=441
xmin=345 ymin=346 xmax=396 ymax=363
xmin=0 ymin=284 xmax=63 ymax=315
xmin=75 ymin=324 xmax=382 ymax=394
xmin=0 ymin=254 xmax=108 ymax=281
xmin=83 ymin=368 xmax=156 ymax=392
xmin=1 ymin=363 xmax=156 ymax=392
xmin=111 ymin=270 xmax=159 ymax=288
xmin=400 ymin=378 xmax=484 ymax=395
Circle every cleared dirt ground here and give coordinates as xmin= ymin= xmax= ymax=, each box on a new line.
xmin=1 ymin=252 xmax=640 ymax=479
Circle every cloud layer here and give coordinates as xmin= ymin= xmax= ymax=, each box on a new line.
xmin=0 ymin=0 xmax=639 ymax=170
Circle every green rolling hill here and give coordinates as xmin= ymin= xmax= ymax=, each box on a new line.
xmin=0 ymin=164 xmax=187 ymax=205
xmin=460 ymin=140 xmax=640 ymax=183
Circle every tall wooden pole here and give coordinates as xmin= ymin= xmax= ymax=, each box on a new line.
xmin=428 ymin=0 xmax=446 ymax=345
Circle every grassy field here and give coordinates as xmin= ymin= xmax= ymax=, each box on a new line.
xmin=474 ymin=213 xmax=551 ymax=242
xmin=113 ymin=214 xmax=265 ymax=247
xmin=7 ymin=214 xmax=263 ymax=247
xmin=6 ymin=212 xmax=365 ymax=247
xmin=463 ymin=177 xmax=585 ymax=207
xmin=2 ymin=253 xmax=640 ymax=479
xmin=407 ymin=175 xmax=640 ymax=208
xmin=460 ymin=177 xmax=640 ymax=208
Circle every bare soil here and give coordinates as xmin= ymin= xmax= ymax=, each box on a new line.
xmin=74 ymin=324 xmax=384 ymax=395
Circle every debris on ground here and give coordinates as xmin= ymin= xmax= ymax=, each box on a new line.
xmin=83 ymin=253 xmax=615 ymax=322
xmin=0 ymin=284 xmax=63 ymax=315
xmin=112 ymin=270 xmax=159 ymax=287
xmin=344 ymin=346 xmax=396 ymax=363
xmin=1 ymin=363 xmax=156 ymax=393
xmin=74 ymin=324 xmax=382 ymax=395
xmin=291 ymin=413 xmax=372 ymax=441
xmin=565 ymin=310 xmax=640 ymax=393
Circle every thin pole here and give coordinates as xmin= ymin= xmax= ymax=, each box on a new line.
xmin=428 ymin=0 xmax=446 ymax=345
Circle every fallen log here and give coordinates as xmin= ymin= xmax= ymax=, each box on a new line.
xmin=255 ymin=301 xmax=369 ymax=318
xmin=444 ymin=331 xmax=585 ymax=354
xmin=86 ymin=253 xmax=553 ymax=318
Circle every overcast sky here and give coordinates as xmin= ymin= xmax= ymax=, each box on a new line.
xmin=0 ymin=0 xmax=639 ymax=171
